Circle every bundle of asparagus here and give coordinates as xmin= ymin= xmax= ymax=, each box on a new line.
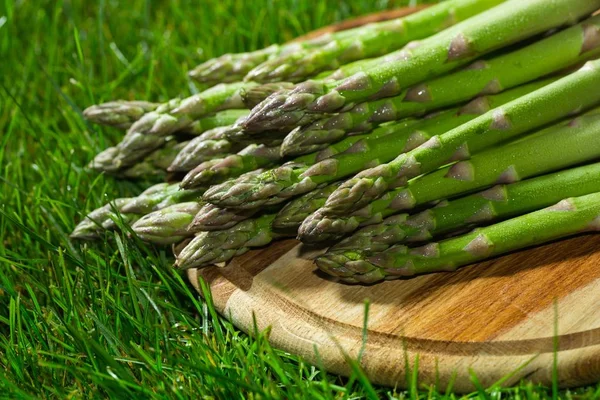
xmin=74 ymin=0 xmax=600 ymax=285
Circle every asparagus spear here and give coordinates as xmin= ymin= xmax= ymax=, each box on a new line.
xmin=186 ymin=168 xmax=271 ymax=231
xmin=83 ymin=101 xmax=160 ymax=129
xmin=298 ymin=111 xmax=600 ymax=242
xmin=292 ymin=118 xmax=419 ymax=163
xmin=202 ymin=80 xmax=549 ymax=209
xmin=222 ymin=125 xmax=289 ymax=147
xmin=185 ymin=109 xmax=250 ymax=135
xmin=272 ymin=182 xmax=343 ymax=235
xmin=180 ymin=144 xmax=282 ymax=188
xmin=120 ymin=183 xmax=203 ymax=214
xmin=70 ymin=198 xmax=138 ymax=240
xmin=97 ymin=82 xmax=255 ymax=170
xmin=175 ymin=213 xmax=281 ymax=269
xmin=318 ymin=192 xmax=600 ymax=284
xmin=70 ymin=182 xmax=200 ymax=239
xmin=119 ymin=140 xmax=189 ymax=179
xmin=319 ymin=162 xmax=600 ymax=273
xmin=187 ymin=26 xmax=367 ymax=86
xmin=89 ymin=146 xmax=121 ymax=172
xmin=245 ymin=0 xmax=505 ymax=83
xmin=242 ymin=0 xmax=600 ymax=132
xmin=241 ymin=82 xmax=296 ymax=108
xmin=324 ymin=59 xmax=600 ymax=215
xmin=281 ymin=16 xmax=600 ymax=156
xmin=187 ymin=203 xmax=261 ymax=232
xmin=190 ymin=183 xmax=344 ymax=237
xmin=131 ymin=202 xmax=203 ymax=245
xmin=167 ymin=137 xmax=244 ymax=173
xmin=189 ymin=45 xmax=281 ymax=85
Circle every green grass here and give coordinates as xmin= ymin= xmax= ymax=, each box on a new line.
xmin=1 ymin=0 xmax=599 ymax=398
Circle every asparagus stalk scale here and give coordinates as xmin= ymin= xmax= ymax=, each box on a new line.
xmin=319 ymin=162 xmax=600 ymax=275
xmin=318 ymin=192 xmax=600 ymax=284
xmin=299 ymin=110 xmax=600 ymax=242
xmin=242 ymin=0 xmax=600 ymax=133
xmin=281 ymin=16 xmax=600 ymax=156
xmin=245 ymin=0 xmax=505 ymax=83
xmin=202 ymin=80 xmax=550 ymax=209
xmin=323 ymin=59 xmax=600 ymax=215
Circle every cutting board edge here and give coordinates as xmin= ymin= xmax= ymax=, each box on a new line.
xmin=187 ymin=267 xmax=600 ymax=392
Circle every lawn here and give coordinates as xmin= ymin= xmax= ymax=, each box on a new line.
xmin=1 ymin=0 xmax=600 ymax=398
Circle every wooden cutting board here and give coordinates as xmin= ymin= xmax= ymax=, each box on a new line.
xmin=187 ymin=7 xmax=600 ymax=392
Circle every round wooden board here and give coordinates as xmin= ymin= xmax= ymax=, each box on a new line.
xmin=186 ymin=6 xmax=600 ymax=392
xmin=188 ymin=234 xmax=600 ymax=392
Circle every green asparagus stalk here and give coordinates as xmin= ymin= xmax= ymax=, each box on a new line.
xmin=324 ymin=59 xmax=600 ymax=215
xmin=298 ymin=110 xmax=600 ymax=242
xmin=245 ymin=0 xmax=505 ymax=83
xmin=242 ymin=0 xmax=600 ymax=132
xmin=272 ymin=182 xmax=343 ymax=235
xmin=189 ymin=45 xmax=281 ymax=85
xmin=167 ymin=137 xmax=244 ymax=173
xmin=89 ymin=146 xmax=121 ymax=172
xmin=70 ymin=198 xmax=138 ymax=240
xmin=185 ymin=109 xmax=250 ymax=135
xmin=222 ymin=125 xmax=289 ymax=147
xmin=281 ymin=16 xmax=600 ymax=156
xmin=176 ymin=213 xmax=281 ymax=269
xmin=318 ymin=191 xmax=600 ymax=284
xmin=202 ymin=80 xmax=549 ymax=209
xmin=293 ymin=118 xmax=418 ymax=163
xmin=241 ymin=82 xmax=297 ymax=108
xmin=70 ymin=182 xmax=199 ymax=240
xmin=187 ymin=30 xmax=365 ymax=85
xmin=185 ymin=168 xmax=272 ymax=231
xmin=97 ymin=82 xmax=255 ymax=170
xmin=315 ymin=52 xmax=415 ymax=82
xmin=83 ymin=100 xmax=160 ymax=129
xmin=187 ymin=203 xmax=261 ymax=232
xmin=188 ymin=3 xmax=477 ymax=87
xmin=119 ymin=140 xmax=189 ymax=179
xmin=319 ymin=162 xmax=600 ymax=274
xmin=131 ymin=202 xmax=203 ymax=245
xmin=120 ymin=183 xmax=203 ymax=214
xmin=187 ymin=27 xmax=369 ymax=86
xmin=181 ymin=144 xmax=282 ymax=188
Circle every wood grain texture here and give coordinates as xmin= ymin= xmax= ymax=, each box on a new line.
xmin=186 ymin=7 xmax=600 ymax=392
xmin=188 ymin=234 xmax=600 ymax=392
